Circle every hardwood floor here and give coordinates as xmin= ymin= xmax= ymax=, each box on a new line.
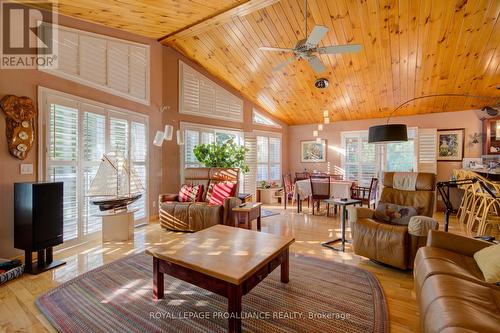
xmin=0 ymin=205 xmax=490 ymax=333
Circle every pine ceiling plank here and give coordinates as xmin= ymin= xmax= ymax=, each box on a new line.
xmin=166 ymin=0 xmax=500 ymax=124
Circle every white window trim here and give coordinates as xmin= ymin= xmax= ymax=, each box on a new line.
xmin=39 ymin=23 xmax=151 ymax=105
xmin=252 ymin=109 xmax=282 ymax=128
xmin=37 ymin=86 xmax=149 ymax=248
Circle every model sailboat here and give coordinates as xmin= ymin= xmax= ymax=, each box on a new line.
xmin=88 ymin=152 xmax=144 ymax=212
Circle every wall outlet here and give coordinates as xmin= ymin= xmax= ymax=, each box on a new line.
xmin=20 ymin=164 xmax=33 ymax=175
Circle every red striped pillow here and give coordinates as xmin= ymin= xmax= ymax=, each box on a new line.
xmin=178 ymin=184 xmax=203 ymax=202
xmin=206 ymin=182 xmax=237 ymax=205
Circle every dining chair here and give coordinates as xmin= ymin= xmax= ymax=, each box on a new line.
xmin=294 ymin=172 xmax=310 ymax=182
xmin=351 ymin=177 xmax=379 ymax=209
xmin=282 ymin=173 xmax=295 ymax=210
xmin=310 ymin=175 xmax=331 ymax=215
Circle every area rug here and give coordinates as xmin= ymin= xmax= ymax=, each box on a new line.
xmin=261 ymin=209 xmax=280 ymax=218
xmin=36 ymin=253 xmax=388 ymax=333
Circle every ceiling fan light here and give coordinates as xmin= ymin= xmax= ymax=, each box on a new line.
xmin=324 ymin=117 xmax=330 ymax=124
xmin=368 ymin=124 xmax=408 ymax=144
xmin=313 ymin=130 xmax=319 ymax=137
xmin=318 ymin=124 xmax=323 ymax=131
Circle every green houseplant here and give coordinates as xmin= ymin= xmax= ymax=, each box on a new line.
xmin=193 ymin=140 xmax=249 ymax=173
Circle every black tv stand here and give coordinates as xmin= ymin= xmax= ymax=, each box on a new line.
xmin=24 ymin=247 xmax=66 ymax=274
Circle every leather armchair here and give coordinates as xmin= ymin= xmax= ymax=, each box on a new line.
xmin=349 ymin=172 xmax=439 ymax=269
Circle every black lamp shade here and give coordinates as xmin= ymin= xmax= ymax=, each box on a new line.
xmin=368 ymin=124 xmax=408 ymax=143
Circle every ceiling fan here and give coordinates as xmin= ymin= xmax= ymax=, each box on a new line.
xmin=259 ymin=0 xmax=362 ymax=74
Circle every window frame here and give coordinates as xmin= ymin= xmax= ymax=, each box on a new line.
xmin=254 ymin=130 xmax=282 ymax=184
xmin=252 ymin=109 xmax=282 ymax=129
xmin=38 ymin=87 xmax=149 ymax=247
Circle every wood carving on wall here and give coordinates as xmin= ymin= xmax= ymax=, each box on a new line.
xmin=0 ymin=95 xmax=36 ymax=160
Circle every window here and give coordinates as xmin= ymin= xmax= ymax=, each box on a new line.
xmin=179 ymin=61 xmax=243 ymax=122
xmin=253 ymin=109 xmax=281 ymax=128
xmin=40 ymin=88 xmax=149 ymax=243
xmin=385 ymin=128 xmax=417 ymax=172
xmin=343 ymin=131 xmax=377 ymax=186
xmin=342 ymin=128 xmax=419 ymax=186
xmin=181 ymin=122 xmax=243 ymax=169
xmin=256 ymin=134 xmax=281 ymax=183
xmin=39 ymin=23 xmax=150 ymax=104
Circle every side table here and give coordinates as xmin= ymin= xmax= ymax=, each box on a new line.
xmin=321 ymin=199 xmax=361 ymax=251
xmin=232 ymin=202 xmax=262 ymax=231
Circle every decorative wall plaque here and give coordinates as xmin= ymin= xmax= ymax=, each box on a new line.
xmin=0 ymin=95 xmax=36 ymax=160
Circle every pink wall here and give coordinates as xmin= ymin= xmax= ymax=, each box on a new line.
xmin=0 ymin=13 xmax=163 ymax=258
xmin=161 ymin=46 xmax=288 ymax=193
xmin=288 ymin=110 xmax=484 ymax=182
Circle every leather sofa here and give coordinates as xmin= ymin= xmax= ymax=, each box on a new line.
xmin=349 ymin=172 xmax=439 ymax=269
xmin=159 ymin=168 xmax=241 ymax=232
xmin=414 ymin=230 xmax=500 ymax=333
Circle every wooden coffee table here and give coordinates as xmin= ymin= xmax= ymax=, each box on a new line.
xmin=145 ymin=225 xmax=295 ymax=333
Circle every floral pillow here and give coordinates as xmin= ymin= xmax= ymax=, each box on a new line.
xmin=178 ymin=184 xmax=204 ymax=202
xmin=374 ymin=202 xmax=419 ymax=225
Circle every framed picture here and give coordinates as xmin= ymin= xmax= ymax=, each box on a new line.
xmin=437 ymin=129 xmax=464 ymax=161
xmin=301 ymin=140 xmax=327 ymax=162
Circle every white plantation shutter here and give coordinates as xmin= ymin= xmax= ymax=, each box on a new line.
xmin=185 ymin=130 xmax=200 ymax=167
xmin=129 ymin=46 xmax=147 ymax=100
xmin=55 ymin=29 xmax=78 ymax=74
xmin=40 ymin=24 xmax=150 ymax=104
xmin=269 ymin=137 xmax=281 ymax=181
xmin=179 ymin=61 xmax=243 ymax=122
xmin=257 ymin=136 xmax=268 ymax=182
xmin=244 ymin=134 xmax=257 ymax=200
xmin=79 ymin=35 xmax=107 ymax=85
xmin=342 ymin=131 xmax=378 ymax=186
xmin=418 ymin=128 xmax=438 ymax=174
xmin=107 ymin=41 xmax=129 ymax=93
xmin=47 ymin=100 xmax=79 ymax=241
xmin=130 ymin=122 xmax=148 ymax=221
xmin=82 ymin=108 xmax=106 ymax=235
xmin=110 ymin=118 xmax=129 ymax=157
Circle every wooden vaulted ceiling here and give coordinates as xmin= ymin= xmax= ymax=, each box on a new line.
xmin=38 ymin=0 xmax=500 ymax=125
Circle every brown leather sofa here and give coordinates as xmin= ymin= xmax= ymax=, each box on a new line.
xmin=415 ymin=230 xmax=500 ymax=333
xmin=349 ymin=172 xmax=439 ymax=269
xmin=159 ymin=168 xmax=241 ymax=232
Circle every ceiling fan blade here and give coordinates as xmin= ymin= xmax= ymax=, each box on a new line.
xmin=317 ymin=44 xmax=362 ymax=54
xmin=307 ymin=56 xmax=326 ymax=73
xmin=272 ymin=57 xmax=296 ymax=72
xmin=306 ymin=25 xmax=329 ymax=48
xmin=259 ymin=46 xmax=295 ymax=52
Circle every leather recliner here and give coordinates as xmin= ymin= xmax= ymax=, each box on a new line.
xmin=159 ymin=168 xmax=241 ymax=232
xmin=349 ymin=172 xmax=439 ymax=269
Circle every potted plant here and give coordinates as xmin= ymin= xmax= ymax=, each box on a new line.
xmin=193 ymin=139 xmax=249 ymax=173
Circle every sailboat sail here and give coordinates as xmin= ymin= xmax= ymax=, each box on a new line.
xmin=88 ymin=152 xmax=144 ymax=211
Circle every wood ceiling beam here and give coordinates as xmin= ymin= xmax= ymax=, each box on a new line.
xmin=158 ymin=0 xmax=280 ymax=44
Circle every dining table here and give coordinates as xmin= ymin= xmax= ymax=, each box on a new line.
xmin=293 ymin=179 xmax=355 ymax=213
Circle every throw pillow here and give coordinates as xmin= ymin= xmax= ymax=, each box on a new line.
xmin=178 ymin=184 xmax=203 ymax=202
xmin=474 ymin=243 xmax=500 ymax=283
xmin=374 ymin=202 xmax=419 ymax=225
xmin=206 ymin=182 xmax=237 ymax=205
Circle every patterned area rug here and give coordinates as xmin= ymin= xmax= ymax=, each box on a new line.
xmin=37 ymin=253 xmax=388 ymax=333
